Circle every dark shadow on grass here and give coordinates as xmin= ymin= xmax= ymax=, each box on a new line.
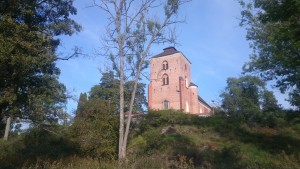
xmin=234 ymin=127 xmax=300 ymax=155
xmin=212 ymin=119 xmax=300 ymax=156
xmin=0 ymin=127 xmax=79 ymax=169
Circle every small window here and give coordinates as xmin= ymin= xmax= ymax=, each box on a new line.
xmin=185 ymin=101 xmax=189 ymax=112
xmin=185 ymin=76 xmax=188 ymax=88
xmin=162 ymin=74 xmax=169 ymax=85
xmin=162 ymin=61 xmax=168 ymax=70
xmin=163 ymin=100 xmax=169 ymax=109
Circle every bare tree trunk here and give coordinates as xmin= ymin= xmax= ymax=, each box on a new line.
xmin=95 ymin=0 xmax=188 ymax=161
xmin=118 ymin=51 xmax=125 ymax=160
xmin=116 ymin=0 xmax=125 ymax=161
xmin=122 ymin=40 xmax=154 ymax=157
xmin=3 ymin=116 xmax=12 ymax=141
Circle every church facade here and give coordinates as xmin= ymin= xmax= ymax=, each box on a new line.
xmin=148 ymin=47 xmax=212 ymax=115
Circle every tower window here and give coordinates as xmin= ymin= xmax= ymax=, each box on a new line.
xmin=163 ymin=100 xmax=169 ymax=109
xmin=162 ymin=61 xmax=168 ymax=70
xmin=162 ymin=74 xmax=169 ymax=85
xmin=185 ymin=76 xmax=188 ymax=88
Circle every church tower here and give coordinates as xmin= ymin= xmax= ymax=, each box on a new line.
xmin=148 ymin=47 xmax=211 ymax=115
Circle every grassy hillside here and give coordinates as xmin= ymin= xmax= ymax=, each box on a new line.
xmin=126 ymin=110 xmax=300 ymax=169
xmin=1 ymin=110 xmax=300 ymax=168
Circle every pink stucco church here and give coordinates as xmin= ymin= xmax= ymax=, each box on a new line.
xmin=148 ymin=47 xmax=212 ymax=115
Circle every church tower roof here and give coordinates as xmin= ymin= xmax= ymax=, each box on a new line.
xmin=152 ymin=47 xmax=180 ymax=58
xmin=152 ymin=46 xmax=192 ymax=64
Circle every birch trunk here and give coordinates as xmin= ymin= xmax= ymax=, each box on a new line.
xmin=3 ymin=116 xmax=12 ymax=141
xmin=116 ymin=0 xmax=125 ymax=160
xmin=122 ymin=41 xmax=154 ymax=157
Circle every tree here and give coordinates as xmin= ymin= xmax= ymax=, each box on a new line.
xmin=89 ymin=71 xmax=147 ymax=114
xmin=73 ymin=98 xmax=118 ymax=159
xmin=0 ymin=0 xmax=81 ymax=140
xmin=76 ymin=93 xmax=88 ymax=118
xmin=262 ymin=90 xmax=280 ymax=112
xmin=220 ymin=75 xmax=280 ymax=118
xmin=94 ymin=0 xmax=189 ymax=160
xmin=239 ymin=0 xmax=300 ymax=109
xmin=73 ymin=70 xmax=147 ymax=158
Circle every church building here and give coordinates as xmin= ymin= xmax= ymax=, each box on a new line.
xmin=148 ymin=47 xmax=212 ymax=115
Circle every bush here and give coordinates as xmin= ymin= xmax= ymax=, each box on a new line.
xmin=72 ymin=98 xmax=118 ymax=159
xmin=23 ymin=126 xmax=77 ymax=159
xmin=0 ymin=125 xmax=77 ymax=168
xmin=0 ymin=138 xmax=24 ymax=168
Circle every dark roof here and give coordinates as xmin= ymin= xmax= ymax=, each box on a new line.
xmin=189 ymin=82 xmax=198 ymax=87
xmin=152 ymin=47 xmax=192 ymax=64
xmin=152 ymin=47 xmax=180 ymax=58
xmin=198 ymin=96 xmax=212 ymax=109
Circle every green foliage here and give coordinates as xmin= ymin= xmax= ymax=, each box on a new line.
xmin=214 ymin=145 xmax=244 ymax=169
xmin=0 ymin=125 xmax=78 ymax=169
xmin=89 ymin=71 xmax=147 ymax=113
xmin=0 ymin=138 xmax=24 ymax=168
xmin=23 ymin=126 xmax=77 ymax=158
xmin=220 ymin=75 xmax=281 ymax=119
xmin=72 ymin=70 xmax=148 ymax=160
xmin=239 ymin=0 xmax=300 ymax=108
xmin=0 ymin=0 xmax=81 ymax=137
xmin=75 ymin=92 xmax=88 ymax=117
xmin=130 ymin=110 xmax=300 ymax=168
xmin=0 ymin=0 xmax=81 ymax=36
xmin=0 ymin=109 xmax=299 ymax=168
xmin=72 ymin=98 xmax=118 ymax=159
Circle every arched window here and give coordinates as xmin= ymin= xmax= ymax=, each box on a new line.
xmin=162 ymin=74 xmax=169 ymax=85
xmin=162 ymin=61 xmax=168 ymax=70
xmin=185 ymin=101 xmax=189 ymax=112
xmin=163 ymin=100 xmax=169 ymax=109
xmin=185 ymin=76 xmax=188 ymax=88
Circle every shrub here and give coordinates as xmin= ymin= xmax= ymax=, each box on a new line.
xmin=72 ymin=98 xmax=118 ymax=159
xmin=0 ymin=138 xmax=24 ymax=168
xmin=23 ymin=126 xmax=77 ymax=158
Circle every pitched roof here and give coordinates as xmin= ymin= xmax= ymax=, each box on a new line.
xmin=189 ymin=82 xmax=198 ymax=87
xmin=198 ymin=96 xmax=212 ymax=109
xmin=152 ymin=47 xmax=180 ymax=58
xmin=152 ymin=47 xmax=192 ymax=64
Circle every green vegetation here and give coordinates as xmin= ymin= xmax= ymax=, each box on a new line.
xmin=239 ymin=0 xmax=300 ymax=108
xmin=0 ymin=110 xmax=299 ymax=168
xmin=0 ymin=0 xmax=81 ymax=140
xmin=0 ymin=0 xmax=299 ymax=168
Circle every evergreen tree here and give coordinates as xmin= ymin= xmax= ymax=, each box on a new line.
xmin=76 ymin=93 xmax=88 ymax=118
xmin=89 ymin=71 xmax=147 ymax=113
xmin=73 ymin=98 xmax=118 ymax=159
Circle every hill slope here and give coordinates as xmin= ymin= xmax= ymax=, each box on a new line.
xmin=126 ymin=110 xmax=300 ymax=169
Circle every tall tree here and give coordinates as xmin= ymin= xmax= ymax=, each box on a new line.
xmin=89 ymin=71 xmax=147 ymax=114
xmin=239 ymin=0 xmax=300 ymax=109
xmin=0 ymin=0 xmax=81 ymax=140
xmin=262 ymin=90 xmax=280 ymax=112
xmin=94 ymin=0 xmax=189 ymax=160
xmin=220 ymin=75 xmax=280 ymax=117
xmin=76 ymin=93 xmax=88 ymax=118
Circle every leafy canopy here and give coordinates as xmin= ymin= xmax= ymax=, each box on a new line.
xmin=239 ymin=0 xmax=300 ymax=108
xmin=88 ymin=71 xmax=147 ymax=114
xmin=0 ymin=0 xmax=81 ymax=126
xmin=220 ymin=75 xmax=280 ymax=117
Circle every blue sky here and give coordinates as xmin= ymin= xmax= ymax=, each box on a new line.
xmin=57 ymin=0 xmax=291 ymax=115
